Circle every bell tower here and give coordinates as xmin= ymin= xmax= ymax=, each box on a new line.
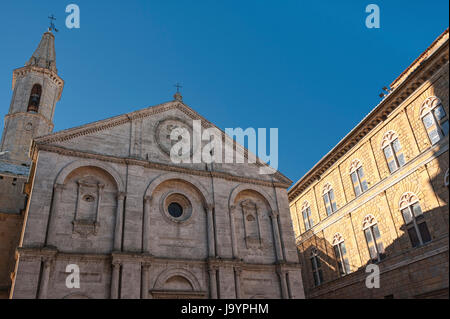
xmin=0 ymin=27 xmax=63 ymax=299
xmin=0 ymin=29 xmax=64 ymax=165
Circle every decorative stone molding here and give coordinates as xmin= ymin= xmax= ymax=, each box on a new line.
xmin=72 ymin=220 xmax=99 ymax=238
xmin=228 ymin=184 xmax=277 ymax=213
xmin=13 ymin=65 xmax=64 ymax=99
xmin=38 ymin=143 xmax=291 ymax=188
xmin=381 ymin=130 xmax=399 ymax=149
xmin=362 ymin=214 xmax=377 ymax=230
xmin=31 ymin=100 xmax=291 ymax=185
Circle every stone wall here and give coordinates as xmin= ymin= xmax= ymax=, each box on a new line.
xmin=289 ymin=37 xmax=449 ymax=299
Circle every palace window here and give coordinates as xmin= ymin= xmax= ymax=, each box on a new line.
xmin=420 ymin=96 xmax=449 ymax=145
xmin=323 ymin=183 xmax=337 ymax=216
xmin=27 ymin=84 xmax=42 ymax=113
xmin=332 ymin=233 xmax=351 ymax=276
xmin=399 ymin=193 xmax=431 ymax=248
xmin=349 ymin=160 xmax=369 ymax=197
xmin=382 ymin=131 xmax=406 ymax=173
xmin=310 ymin=248 xmax=323 ymax=286
xmin=301 ymin=201 xmax=314 ymax=231
xmin=363 ymin=215 xmax=385 ymax=263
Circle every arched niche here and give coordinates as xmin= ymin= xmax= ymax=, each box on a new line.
xmin=49 ymin=164 xmax=121 ymax=249
xmin=230 ymin=186 xmax=276 ymax=259
xmin=143 ymin=173 xmax=211 ymax=259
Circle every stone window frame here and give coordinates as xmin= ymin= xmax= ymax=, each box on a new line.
xmin=301 ymin=201 xmax=314 ymax=231
xmin=332 ymin=233 xmax=351 ymax=276
xmin=160 ymin=191 xmax=194 ymax=224
xmin=240 ymin=199 xmax=262 ymax=248
xmin=349 ymin=159 xmax=369 ymax=197
xmin=309 ymin=247 xmax=323 ymax=287
xmin=322 ymin=182 xmax=337 ymax=216
xmin=399 ymin=192 xmax=432 ymax=248
xmin=420 ymin=96 xmax=449 ymax=145
xmin=381 ymin=130 xmax=406 ymax=174
xmin=362 ymin=214 xmax=385 ymax=263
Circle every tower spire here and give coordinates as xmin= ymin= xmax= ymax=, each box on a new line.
xmin=25 ymin=29 xmax=57 ymax=73
xmin=1 ymin=28 xmax=63 ymax=165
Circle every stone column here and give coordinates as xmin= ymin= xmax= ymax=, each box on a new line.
xmin=234 ymin=266 xmax=242 ymax=299
xmin=46 ymin=183 xmax=64 ymax=246
xmin=142 ymin=196 xmax=152 ymax=253
xmin=141 ymin=262 xmax=151 ymax=299
xmin=206 ymin=205 xmax=216 ymax=257
xmin=229 ymin=205 xmax=239 ymax=259
xmin=38 ymin=258 xmax=52 ymax=299
xmin=208 ymin=266 xmax=218 ymax=299
xmin=110 ymin=261 xmax=121 ymax=299
xmin=277 ymin=268 xmax=289 ymax=299
xmin=270 ymin=211 xmax=284 ymax=261
xmin=114 ymin=193 xmax=126 ymax=251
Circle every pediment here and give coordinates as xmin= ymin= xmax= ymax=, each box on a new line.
xmin=34 ymin=101 xmax=291 ymax=186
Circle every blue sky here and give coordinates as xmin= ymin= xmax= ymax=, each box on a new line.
xmin=0 ymin=0 xmax=448 ymax=184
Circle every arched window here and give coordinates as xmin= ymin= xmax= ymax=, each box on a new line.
xmin=363 ymin=215 xmax=385 ymax=263
xmin=381 ymin=131 xmax=406 ymax=173
xmin=310 ymin=248 xmax=323 ymax=286
xmin=322 ymin=183 xmax=337 ymax=216
xmin=420 ymin=96 xmax=448 ymax=145
xmin=349 ymin=159 xmax=369 ymax=197
xmin=399 ymin=192 xmax=431 ymax=248
xmin=27 ymin=84 xmax=42 ymax=113
xmin=301 ymin=201 xmax=314 ymax=231
xmin=332 ymin=233 xmax=350 ymax=276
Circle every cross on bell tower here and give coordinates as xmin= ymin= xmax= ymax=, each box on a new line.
xmin=48 ymin=14 xmax=59 ymax=32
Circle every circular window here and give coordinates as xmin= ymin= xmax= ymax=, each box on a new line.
xmin=162 ymin=193 xmax=192 ymax=222
xmin=82 ymin=194 xmax=96 ymax=202
xmin=168 ymin=202 xmax=183 ymax=218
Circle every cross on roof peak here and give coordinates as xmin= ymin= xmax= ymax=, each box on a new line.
xmin=174 ymin=83 xmax=183 ymax=93
xmin=173 ymin=83 xmax=183 ymax=102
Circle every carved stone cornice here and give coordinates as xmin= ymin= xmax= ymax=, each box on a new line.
xmin=5 ymin=112 xmax=54 ymax=129
xmin=16 ymin=246 xmax=58 ymax=262
xmin=31 ymin=101 xmax=292 ymax=186
xmin=12 ymin=65 xmax=64 ymax=99
xmin=34 ymin=143 xmax=291 ymax=189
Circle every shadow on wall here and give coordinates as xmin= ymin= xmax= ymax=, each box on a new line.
xmin=298 ymin=141 xmax=449 ymax=299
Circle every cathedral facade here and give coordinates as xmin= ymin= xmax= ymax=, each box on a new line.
xmin=289 ymin=29 xmax=449 ymax=299
xmin=0 ymin=30 xmax=304 ymax=299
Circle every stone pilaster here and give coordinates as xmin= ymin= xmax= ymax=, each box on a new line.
xmin=110 ymin=261 xmax=121 ymax=299
xmin=142 ymin=196 xmax=152 ymax=253
xmin=206 ymin=205 xmax=216 ymax=257
xmin=114 ymin=192 xmax=126 ymax=251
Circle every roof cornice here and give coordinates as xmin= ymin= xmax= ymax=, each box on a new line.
xmin=288 ymin=30 xmax=449 ymax=202
xmin=12 ymin=65 xmax=64 ymax=100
